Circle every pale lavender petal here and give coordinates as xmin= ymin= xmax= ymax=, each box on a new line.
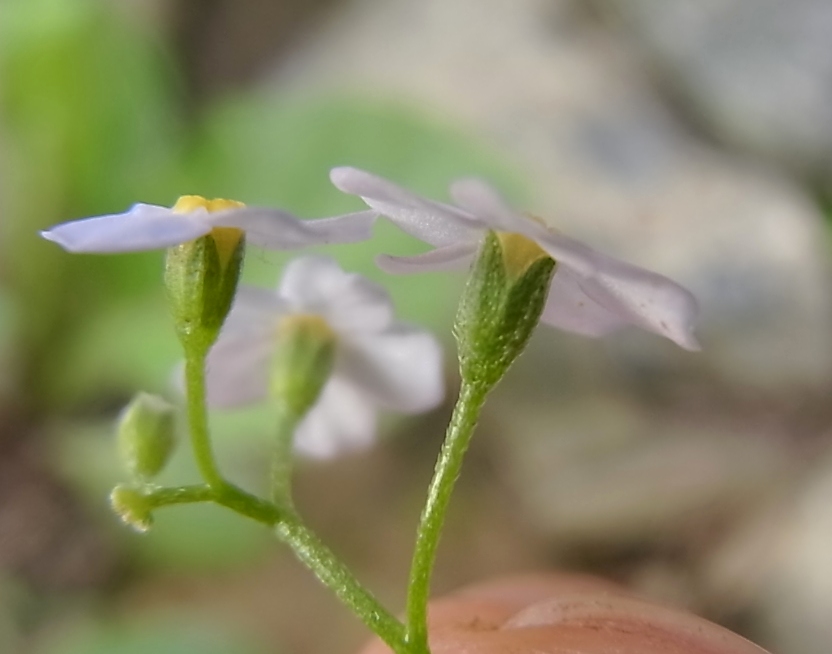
xmin=294 ymin=376 xmax=377 ymax=458
xmin=338 ymin=325 xmax=445 ymax=413
xmin=220 ymin=286 xmax=288 ymax=334
xmin=530 ymin=229 xmax=700 ymax=349
xmin=330 ymin=167 xmax=482 ymax=247
xmin=448 ymin=178 xmax=526 ymax=232
xmin=375 ymin=242 xmax=478 ymax=274
xmin=40 ymin=204 xmax=209 ymax=253
xmin=541 ymin=267 xmax=630 ymax=337
xmin=292 ymin=210 xmax=377 ymax=245
xmin=575 ymin=255 xmax=701 ymax=350
xmin=204 ymin=328 xmax=275 ymax=407
xmin=278 ymin=256 xmax=394 ymax=332
xmin=529 ymin=228 xmax=617 ymax=277
xmin=206 ymin=207 xmax=370 ymax=249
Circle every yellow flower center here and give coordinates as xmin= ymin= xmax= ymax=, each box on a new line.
xmin=271 ymin=314 xmax=338 ymax=415
xmin=495 ymin=231 xmax=550 ymax=279
xmin=171 ymin=195 xmax=245 ymax=214
xmin=171 ymin=195 xmax=246 ymax=268
xmin=277 ymin=313 xmax=337 ymax=344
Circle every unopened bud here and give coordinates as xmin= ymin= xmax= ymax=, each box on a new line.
xmin=117 ymin=393 xmax=176 ymax=481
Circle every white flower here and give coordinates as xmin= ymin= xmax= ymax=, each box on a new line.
xmin=330 ymin=167 xmax=700 ymax=351
xmin=40 ymin=195 xmax=376 ymax=253
xmin=204 ymin=256 xmax=445 ymax=458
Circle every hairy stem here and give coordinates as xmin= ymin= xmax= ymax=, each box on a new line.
xmin=275 ymin=513 xmax=409 ymax=653
xmin=183 ymin=351 xmax=224 ymax=488
xmin=405 ymin=379 xmax=489 ymax=651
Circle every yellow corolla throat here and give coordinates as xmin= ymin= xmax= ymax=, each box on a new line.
xmin=272 ymin=314 xmax=338 ymax=415
xmin=172 ymin=195 xmax=246 ymax=268
xmin=495 ymin=231 xmax=551 ymax=279
xmin=277 ymin=313 xmax=337 ymax=345
xmin=171 ymin=195 xmax=245 ymax=214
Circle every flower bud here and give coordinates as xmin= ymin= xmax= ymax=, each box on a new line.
xmin=164 ymin=196 xmax=246 ymax=353
xmin=270 ymin=314 xmax=337 ymax=418
xmin=110 ymin=485 xmax=153 ymax=532
xmin=455 ymin=230 xmax=555 ymax=388
xmin=117 ymin=392 xmax=176 ymax=481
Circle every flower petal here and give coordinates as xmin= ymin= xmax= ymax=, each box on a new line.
xmin=278 ymin=256 xmax=394 ymax=332
xmin=204 ymin=327 xmax=276 ymax=407
xmin=41 ymin=204 xmax=209 ymax=253
xmin=206 ymin=208 xmax=375 ymax=250
xmin=375 ymin=242 xmax=478 ymax=274
xmin=293 ymin=210 xmax=378 ymax=245
xmin=449 ymin=178 xmax=527 ymax=232
xmin=294 ymin=376 xmax=377 ymax=458
xmin=527 ymin=229 xmax=700 ymax=350
xmin=576 ymin=255 xmax=701 ymax=351
xmin=338 ymin=325 xmax=445 ymax=413
xmin=541 ymin=267 xmax=630 ymax=337
xmin=330 ymin=167 xmax=482 ymax=247
xmin=221 ymin=285 xmax=288 ymax=334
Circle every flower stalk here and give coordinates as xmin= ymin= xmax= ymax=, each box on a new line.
xmin=183 ymin=350 xmax=225 ymax=489
xmin=270 ymin=402 xmax=301 ymax=508
xmin=405 ymin=229 xmax=556 ymax=650
xmin=405 ymin=378 xmax=489 ymax=651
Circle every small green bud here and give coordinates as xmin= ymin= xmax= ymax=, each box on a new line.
xmin=164 ymin=196 xmax=246 ymax=353
xmin=270 ymin=314 xmax=337 ymax=418
xmin=117 ymin=392 xmax=176 ymax=481
xmin=110 ymin=485 xmax=153 ymax=532
xmin=455 ymin=230 xmax=555 ymax=388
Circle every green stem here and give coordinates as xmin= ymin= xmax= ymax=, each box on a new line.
xmin=144 ymin=483 xmax=282 ymax=524
xmin=271 ymin=402 xmax=300 ymax=507
xmin=275 ymin=513 xmax=408 ymax=654
xmin=214 ymin=483 xmax=283 ymax=524
xmin=184 ymin=351 xmax=224 ymax=488
xmin=141 ymin=484 xmax=407 ymax=652
xmin=404 ymin=379 xmax=490 ymax=651
xmin=144 ymin=484 xmax=214 ymax=507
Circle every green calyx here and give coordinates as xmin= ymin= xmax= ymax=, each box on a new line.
xmin=270 ymin=314 xmax=337 ymax=419
xmin=117 ymin=392 xmax=177 ymax=482
xmin=164 ymin=229 xmax=245 ymax=354
xmin=455 ymin=230 xmax=555 ymax=388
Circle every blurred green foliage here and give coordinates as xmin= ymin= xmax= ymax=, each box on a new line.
xmin=0 ymin=0 xmax=526 ymax=650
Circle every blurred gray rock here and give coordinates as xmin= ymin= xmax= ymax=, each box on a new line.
xmin=759 ymin=453 xmax=832 ymax=654
xmin=702 ymin=448 xmax=832 ymax=654
xmin=489 ymin=392 xmax=791 ymax=549
xmin=269 ymin=0 xmax=832 ymax=389
xmin=599 ymin=0 xmax=832 ymax=183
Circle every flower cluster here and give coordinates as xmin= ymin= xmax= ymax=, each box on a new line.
xmin=42 ymin=172 xmax=699 ymax=455
xmin=42 ymin=167 xmax=705 ymax=654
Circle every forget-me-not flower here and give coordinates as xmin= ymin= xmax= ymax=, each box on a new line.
xmin=204 ymin=256 xmax=445 ymax=458
xmin=330 ymin=167 xmax=700 ymax=350
xmin=41 ymin=195 xmax=376 ymax=253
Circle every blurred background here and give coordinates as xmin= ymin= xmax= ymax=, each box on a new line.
xmin=1 ymin=0 xmax=832 ymax=652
